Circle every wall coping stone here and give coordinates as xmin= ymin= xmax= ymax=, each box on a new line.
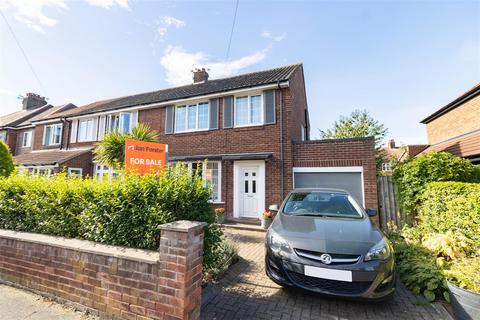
xmin=0 ymin=229 xmax=158 ymax=264
xmin=158 ymin=220 xmax=207 ymax=233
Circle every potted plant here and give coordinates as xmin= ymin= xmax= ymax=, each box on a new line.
xmin=262 ymin=210 xmax=274 ymax=229
xmin=215 ymin=208 xmax=225 ymax=223
xmin=444 ymin=257 xmax=480 ymax=320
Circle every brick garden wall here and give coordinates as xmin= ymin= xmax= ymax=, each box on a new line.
xmin=0 ymin=220 xmax=206 ymax=320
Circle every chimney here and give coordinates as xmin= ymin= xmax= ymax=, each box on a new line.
xmin=193 ymin=68 xmax=209 ymax=83
xmin=388 ymin=139 xmax=396 ymax=149
xmin=22 ymin=93 xmax=47 ymax=111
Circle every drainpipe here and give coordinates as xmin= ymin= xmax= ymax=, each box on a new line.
xmin=277 ymin=81 xmax=285 ymax=199
xmin=61 ymin=117 xmax=70 ymax=150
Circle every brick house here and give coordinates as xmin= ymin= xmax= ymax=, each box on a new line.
xmin=2 ymin=64 xmax=378 ymax=221
xmin=420 ymin=83 xmax=480 ymax=163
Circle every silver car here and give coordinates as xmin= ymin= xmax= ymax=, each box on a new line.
xmin=265 ymin=188 xmax=396 ymax=300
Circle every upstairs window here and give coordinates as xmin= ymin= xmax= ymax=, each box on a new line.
xmin=382 ymin=163 xmax=392 ymax=172
xmin=78 ymin=119 xmax=95 ymax=142
xmin=175 ymin=102 xmax=209 ymax=133
xmin=43 ymin=124 xmax=62 ymax=146
xmin=105 ymin=112 xmax=133 ymax=134
xmin=22 ymin=131 xmax=32 ymax=147
xmin=235 ymin=95 xmax=262 ymax=127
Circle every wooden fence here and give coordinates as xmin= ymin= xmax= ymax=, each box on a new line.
xmin=377 ymin=175 xmax=406 ymax=229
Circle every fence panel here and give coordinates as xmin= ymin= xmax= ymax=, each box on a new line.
xmin=377 ymin=175 xmax=405 ymax=229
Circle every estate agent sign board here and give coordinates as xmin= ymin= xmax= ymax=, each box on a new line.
xmin=125 ymin=139 xmax=168 ymax=175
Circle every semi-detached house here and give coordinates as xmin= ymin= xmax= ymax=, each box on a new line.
xmin=1 ymin=64 xmax=378 ymax=222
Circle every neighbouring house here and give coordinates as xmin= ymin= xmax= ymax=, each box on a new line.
xmin=419 ymin=83 xmax=480 ymax=163
xmin=380 ymin=139 xmax=428 ymax=173
xmin=1 ymin=64 xmax=378 ymax=222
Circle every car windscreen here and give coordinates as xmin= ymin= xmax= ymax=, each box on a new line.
xmin=282 ymin=191 xmax=364 ymax=218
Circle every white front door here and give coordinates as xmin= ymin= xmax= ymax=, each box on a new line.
xmin=240 ymin=167 xmax=259 ymax=217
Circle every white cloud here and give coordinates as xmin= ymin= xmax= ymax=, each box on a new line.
xmin=261 ymin=30 xmax=286 ymax=42
xmin=161 ymin=15 xmax=185 ymax=28
xmin=1 ymin=0 xmax=68 ymax=33
xmin=160 ymin=46 xmax=267 ymax=86
xmin=157 ymin=27 xmax=167 ymax=37
xmin=1 ymin=0 xmax=129 ymax=33
xmin=84 ymin=0 xmax=129 ymax=9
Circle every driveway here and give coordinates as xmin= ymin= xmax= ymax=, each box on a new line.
xmin=201 ymin=229 xmax=451 ymax=320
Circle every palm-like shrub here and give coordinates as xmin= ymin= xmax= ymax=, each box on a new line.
xmin=0 ymin=141 xmax=14 ymax=177
xmin=93 ymin=124 xmax=159 ymax=168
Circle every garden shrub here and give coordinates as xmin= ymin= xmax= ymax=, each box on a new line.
xmin=0 ymin=166 xmax=234 ymax=277
xmin=444 ymin=257 xmax=480 ymax=293
xmin=418 ymin=182 xmax=480 ymax=247
xmin=388 ymin=228 xmax=449 ymax=302
xmin=0 ymin=141 xmax=14 ymax=177
xmin=393 ymin=152 xmax=479 ymax=214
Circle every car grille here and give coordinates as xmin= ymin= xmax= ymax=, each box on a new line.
xmin=286 ymin=270 xmax=372 ymax=295
xmin=294 ymin=248 xmax=360 ymax=265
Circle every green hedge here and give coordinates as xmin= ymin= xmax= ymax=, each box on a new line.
xmin=0 ymin=141 xmax=14 ymax=177
xmin=418 ymin=182 xmax=480 ymax=247
xmin=0 ymin=166 xmax=229 ymax=276
xmin=393 ymin=152 xmax=479 ymax=214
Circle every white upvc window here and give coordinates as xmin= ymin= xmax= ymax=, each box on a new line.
xmin=382 ymin=163 xmax=392 ymax=172
xmin=22 ymin=131 xmax=32 ymax=147
xmin=20 ymin=166 xmax=55 ymax=177
xmin=177 ymin=161 xmax=222 ymax=202
xmin=175 ymin=102 xmax=209 ymax=133
xmin=67 ymin=167 xmax=83 ymax=177
xmin=0 ymin=131 xmax=6 ymax=143
xmin=104 ymin=112 xmax=134 ymax=135
xmin=78 ymin=119 xmax=95 ymax=142
xmin=94 ymin=163 xmax=119 ymax=182
xmin=43 ymin=124 xmax=62 ymax=146
xmin=234 ymin=94 xmax=263 ymax=127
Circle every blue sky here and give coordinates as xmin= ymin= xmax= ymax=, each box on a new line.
xmin=0 ymin=0 xmax=479 ymax=144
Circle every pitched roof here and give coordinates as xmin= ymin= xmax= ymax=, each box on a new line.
xmin=13 ymin=148 xmax=92 ymax=166
xmin=421 ymin=83 xmax=480 ymax=124
xmin=0 ymin=105 xmax=52 ymax=128
xmin=45 ymin=64 xmax=302 ymax=120
xmin=16 ymin=103 xmax=77 ymax=126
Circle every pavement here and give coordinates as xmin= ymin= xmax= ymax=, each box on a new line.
xmin=201 ymin=228 xmax=453 ymax=320
xmin=0 ymin=285 xmax=95 ymax=320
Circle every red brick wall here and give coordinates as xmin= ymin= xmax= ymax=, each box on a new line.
xmin=292 ymin=137 xmax=378 ymax=222
xmin=426 ymin=94 xmax=480 ymax=145
xmin=0 ymin=220 xmax=206 ymax=320
xmin=60 ymin=151 xmax=94 ymax=177
xmin=5 ymin=129 xmax=17 ymax=154
xmin=13 ymin=128 xmax=34 ymax=156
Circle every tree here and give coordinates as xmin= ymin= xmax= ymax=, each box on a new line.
xmin=0 ymin=141 xmax=14 ymax=177
xmin=93 ymin=124 xmax=159 ymax=168
xmin=319 ymin=109 xmax=388 ymax=168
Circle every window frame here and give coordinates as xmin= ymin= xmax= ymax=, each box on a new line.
xmin=174 ymin=101 xmax=210 ymax=133
xmin=43 ymin=124 xmax=63 ymax=146
xmin=234 ymin=93 xmax=264 ymax=128
xmin=177 ymin=161 xmax=222 ymax=203
xmin=382 ymin=163 xmax=392 ymax=172
xmin=78 ymin=118 xmax=95 ymax=142
xmin=22 ymin=131 xmax=32 ymax=148
xmin=67 ymin=167 xmax=83 ymax=177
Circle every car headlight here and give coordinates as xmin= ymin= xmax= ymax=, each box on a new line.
xmin=267 ymin=230 xmax=292 ymax=255
xmin=365 ymin=238 xmax=391 ymax=261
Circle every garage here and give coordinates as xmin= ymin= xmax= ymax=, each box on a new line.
xmin=292 ymin=167 xmax=365 ymax=206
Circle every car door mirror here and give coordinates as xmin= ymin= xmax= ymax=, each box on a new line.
xmin=269 ymin=204 xmax=279 ymax=212
xmin=366 ymin=208 xmax=377 ymax=217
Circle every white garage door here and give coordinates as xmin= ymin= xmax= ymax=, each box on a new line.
xmin=293 ymin=168 xmax=364 ymax=206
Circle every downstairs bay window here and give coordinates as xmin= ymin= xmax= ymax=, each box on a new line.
xmin=179 ymin=161 xmax=221 ymax=202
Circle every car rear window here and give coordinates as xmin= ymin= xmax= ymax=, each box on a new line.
xmin=282 ymin=191 xmax=363 ymax=218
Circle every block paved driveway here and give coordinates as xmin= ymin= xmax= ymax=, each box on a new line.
xmin=201 ymin=229 xmax=450 ymax=320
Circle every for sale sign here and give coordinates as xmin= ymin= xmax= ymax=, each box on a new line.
xmin=125 ymin=139 xmax=167 ymax=175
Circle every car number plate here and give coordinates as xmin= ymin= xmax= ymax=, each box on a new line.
xmin=304 ymin=265 xmax=352 ymax=282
